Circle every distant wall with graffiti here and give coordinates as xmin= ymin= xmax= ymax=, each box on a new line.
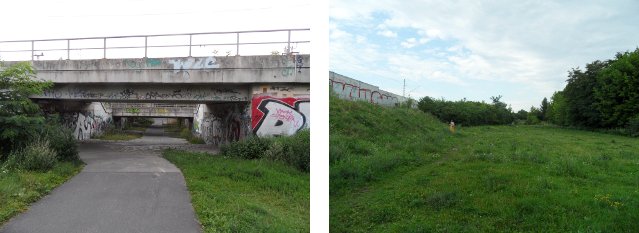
xmin=192 ymin=103 xmax=251 ymax=145
xmin=61 ymin=102 xmax=113 ymax=140
xmin=329 ymin=71 xmax=407 ymax=107
xmin=251 ymin=96 xmax=310 ymax=137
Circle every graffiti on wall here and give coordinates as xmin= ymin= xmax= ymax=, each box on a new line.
xmin=60 ymin=103 xmax=113 ymax=140
xmin=329 ymin=74 xmax=400 ymax=106
xmin=35 ymin=86 xmax=249 ymax=102
xmin=193 ymin=103 xmax=251 ymax=145
xmin=168 ymin=57 xmax=219 ymax=72
xmin=123 ymin=58 xmax=162 ymax=69
xmin=274 ymin=54 xmax=304 ymax=77
xmin=251 ymin=96 xmax=310 ymax=136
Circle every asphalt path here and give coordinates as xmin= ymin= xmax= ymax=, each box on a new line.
xmin=0 ymin=125 xmax=202 ymax=233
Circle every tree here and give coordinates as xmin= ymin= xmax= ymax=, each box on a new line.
xmin=563 ymin=60 xmax=608 ymax=127
xmin=0 ymin=62 xmax=52 ymax=156
xmin=593 ymin=48 xmax=639 ymax=128
xmin=539 ymin=97 xmax=549 ymax=121
xmin=546 ymin=91 xmax=569 ymax=126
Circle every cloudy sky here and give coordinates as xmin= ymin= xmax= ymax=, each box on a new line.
xmin=330 ymin=0 xmax=639 ymax=111
xmin=0 ymin=0 xmax=311 ymax=60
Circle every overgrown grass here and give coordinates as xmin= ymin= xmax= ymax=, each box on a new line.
xmin=94 ymin=130 xmax=143 ymax=141
xmin=163 ymin=150 xmax=309 ymax=232
xmin=330 ymin=96 xmax=639 ymax=232
xmin=0 ymin=161 xmax=83 ymax=225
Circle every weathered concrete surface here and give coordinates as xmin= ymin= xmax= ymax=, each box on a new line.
xmin=111 ymin=103 xmax=195 ymax=118
xmin=9 ymin=55 xmax=309 ymax=84
xmin=329 ymin=71 xmax=408 ymax=107
xmin=32 ymin=84 xmax=249 ymax=102
xmin=0 ymin=126 xmax=202 ymax=233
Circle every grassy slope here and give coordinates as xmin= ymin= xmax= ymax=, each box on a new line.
xmin=163 ymin=150 xmax=309 ymax=233
xmin=330 ymin=96 xmax=639 ymax=232
xmin=0 ymin=162 xmax=83 ymax=225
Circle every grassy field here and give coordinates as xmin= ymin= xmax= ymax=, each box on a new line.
xmin=330 ymin=96 xmax=639 ymax=232
xmin=0 ymin=162 xmax=83 ymax=225
xmin=163 ymin=150 xmax=309 ymax=232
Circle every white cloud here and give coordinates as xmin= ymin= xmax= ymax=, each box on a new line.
xmin=330 ymin=0 xmax=639 ymax=109
xmin=377 ymin=30 xmax=397 ymax=38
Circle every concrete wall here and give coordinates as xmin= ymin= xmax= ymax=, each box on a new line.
xmin=251 ymin=96 xmax=310 ymax=137
xmin=10 ymin=55 xmax=309 ymax=84
xmin=329 ymin=71 xmax=407 ymax=107
xmin=32 ymin=84 xmax=249 ymax=102
xmin=192 ymin=103 xmax=252 ymax=145
xmin=60 ymin=102 xmax=114 ymax=140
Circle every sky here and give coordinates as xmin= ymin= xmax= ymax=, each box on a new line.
xmin=329 ymin=0 xmax=639 ymax=111
xmin=0 ymin=0 xmax=312 ymax=60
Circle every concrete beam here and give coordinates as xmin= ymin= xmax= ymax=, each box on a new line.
xmin=112 ymin=107 xmax=195 ymax=117
xmin=13 ymin=55 xmax=309 ymax=84
xmin=31 ymin=84 xmax=249 ymax=103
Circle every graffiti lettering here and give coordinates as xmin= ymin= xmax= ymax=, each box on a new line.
xmin=251 ymin=96 xmax=310 ymax=136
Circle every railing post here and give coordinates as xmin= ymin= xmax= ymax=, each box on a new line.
xmin=144 ymin=36 xmax=148 ymax=58
xmin=287 ymin=30 xmax=291 ymax=54
xmin=31 ymin=41 xmax=34 ymax=61
xmin=67 ymin=39 xmax=70 ymax=60
xmin=103 ymin=38 xmax=106 ymax=59
xmin=236 ymin=32 xmax=240 ymax=56
xmin=189 ymin=34 xmax=192 ymax=57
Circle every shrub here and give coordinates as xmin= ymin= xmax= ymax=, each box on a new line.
xmin=264 ymin=130 xmax=310 ymax=172
xmin=220 ymin=136 xmax=271 ymax=159
xmin=7 ymin=137 xmax=58 ymax=171
xmin=43 ymin=115 xmax=79 ymax=161
xmin=219 ymin=130 xmax=310 ymax=172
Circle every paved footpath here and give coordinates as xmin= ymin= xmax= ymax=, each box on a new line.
xmin=1 ymin=126 xmax=203 ymax=233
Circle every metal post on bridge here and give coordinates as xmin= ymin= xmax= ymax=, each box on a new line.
xmin=103 ymin=37 xmax=106 ymax=59
xmin=67 ymin=39 xmax=70 ymax=60
xmin=236 ymin=32 xmax=240 ymax=56
xmin=31 ymin=41 xmax=34 ymax=61
xmin=188 ymin=34 xmax=192 ymax=57
xmin=144 ymin=36 xmax=148 ymax=58
xmin=287 ymin=30 xmax=291 ymax=54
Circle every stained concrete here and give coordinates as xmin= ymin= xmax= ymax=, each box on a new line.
xmin=0 ymin=126 xmax=202 ymax=233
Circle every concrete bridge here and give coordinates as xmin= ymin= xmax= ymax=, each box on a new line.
xmin=111 ymin=103 xmax=196 ymax=118
xmin=1 ymin=30 xmax=311 ymax=144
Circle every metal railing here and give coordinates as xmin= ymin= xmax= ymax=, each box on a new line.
xmin=0 ymin=29 xmax=310 ymax=61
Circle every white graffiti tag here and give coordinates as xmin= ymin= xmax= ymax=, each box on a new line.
xmin=254 ymin=100 xmax=309 ymax=136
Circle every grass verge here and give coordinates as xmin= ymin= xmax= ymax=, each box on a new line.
xmin=0 ymin=161 xmax=83 ymax=225
xmin=163 ymin=149 xmax=309 ymax=233
xmin=330 ymin=96 xmax=639 ymax=232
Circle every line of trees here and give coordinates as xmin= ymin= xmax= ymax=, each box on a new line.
xmin=540 ymin=48 xmax=639 ymax=135
xmin=416 ymin=48 xmax=639 ymax=135
xmin=417 ymin=95 xmax=513 ymax=126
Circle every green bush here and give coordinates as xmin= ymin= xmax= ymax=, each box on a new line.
xmin=45 ymin=127 xmax=78 ymax=161
xmin=219 ymin=131 xmax=310 ymax=172
xmin=7 ymin=137 xmax=58 ymax=171
xmin=264 ymin=130 xmax=310 ymax=172
xmin=220 ymin=136 xmax=271 ymax=159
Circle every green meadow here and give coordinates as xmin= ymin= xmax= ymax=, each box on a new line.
xmin=330 ymin=96 xmax=639 ymax=232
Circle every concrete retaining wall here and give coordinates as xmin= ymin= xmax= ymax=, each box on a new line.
xmin=329 ymin=71 xmax=407 ymax=107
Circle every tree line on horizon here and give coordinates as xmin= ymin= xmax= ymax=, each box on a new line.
xmin=417 ymin=48 xmax=639 ymax=136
